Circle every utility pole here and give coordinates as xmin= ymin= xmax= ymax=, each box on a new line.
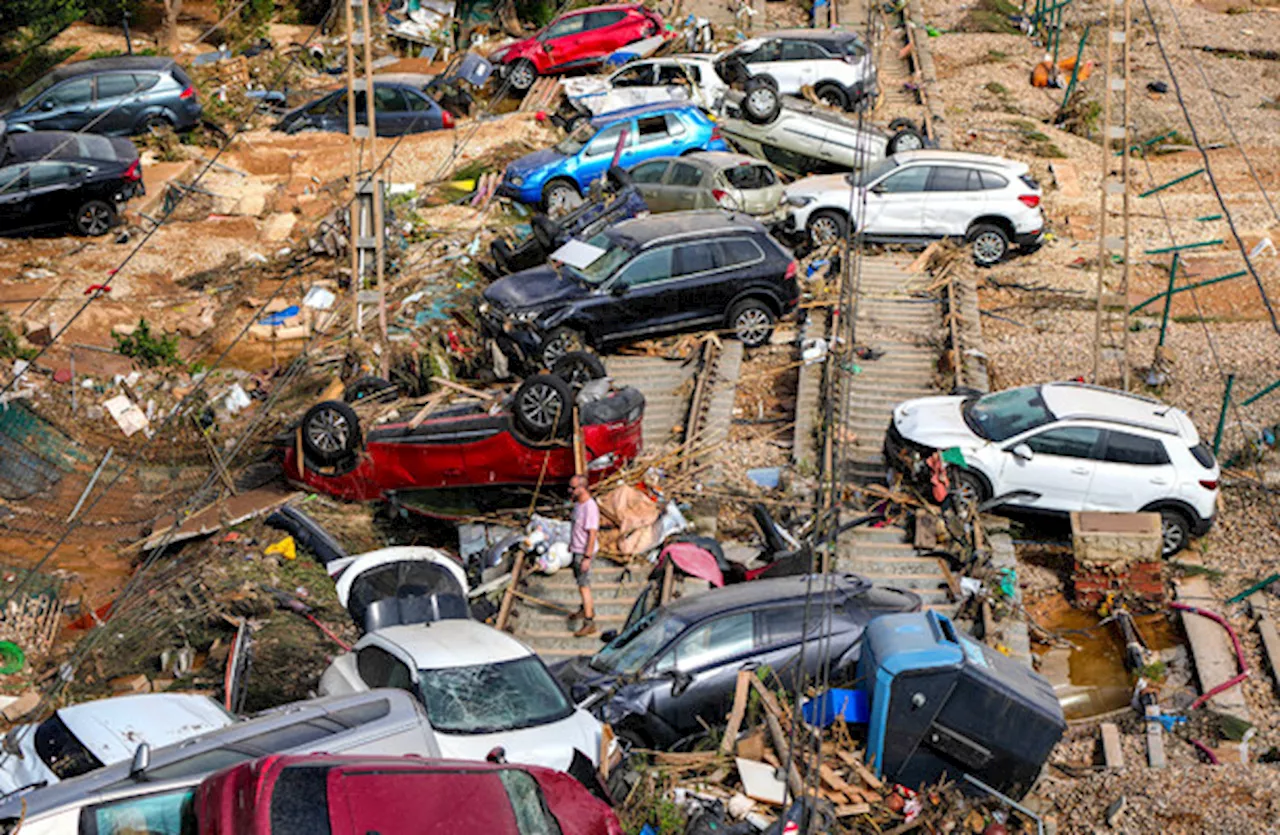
xmin=359 ymin=0 xmax=389 ymax=378
xmin=1092 ymin=0 xmax=1132 ymax=390
xmin=345 ymin=0 xmax=360 ymax=344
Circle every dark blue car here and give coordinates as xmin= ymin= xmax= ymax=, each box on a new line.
xmin=276 ymin=82 xmax=452 ymax=138
xmin=499 ymin=102 xmax=729 ymax=213
xmin=2 ymin=57 xmax=201 ymax=136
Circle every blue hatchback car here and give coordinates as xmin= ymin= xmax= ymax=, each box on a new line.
xmin=500 ymin=102 xmax=728 ymax=212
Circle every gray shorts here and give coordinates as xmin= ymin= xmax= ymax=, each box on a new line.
xmin=572 ymin=552 xmax=591 ymax=587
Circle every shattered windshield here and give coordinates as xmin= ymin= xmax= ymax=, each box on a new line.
xmin=417 ymin=656 xmax=573 ymax=734
xmin=554 ymin=122 xmax=595 ymax=156
xmin=590 ymin=609 xmax=687 ymax=676
xmin=566 ymin=231 xmax=631 ymax=286
xmin=963 ymin=386 xmax=1055 ymax=441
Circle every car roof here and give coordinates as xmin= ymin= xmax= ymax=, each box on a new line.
xmin=57 ymin=694 xmax=232 ymax=764
xmin=754 ymin=27 xmax=862 ymax=41
xmin=609 ymin=210 xmax=767 ymax=247
xmin=374 ymin=619 xmax=532 ymax=668
xmin=4 ymin=131 xmax=137 ymax=165
xmin=687 ymin=150 xmax=774 ymax=169
xmin=892 ymin=149 xmax=1029 ymax=174
xmin=1039 ymin=382 xmax=1193 ymax=439
xmin=561 ymin=2 xmax=642 ymax=14
xmin=591 ymin=100 xmax=700 ymax=124
xmin=664 ymin=574 xmax=869 ymax=621
xmin=48 ymin=56 xmax=176 ymax=82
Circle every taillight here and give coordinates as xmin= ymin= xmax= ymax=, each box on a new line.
xmin=123 ymin=159 xmax=141 ymax=182
xmin=1199 ymin=479 xmax=1219 ymax=491
xmin=179 ymin=85 xmax=196 ymax=100
xmin=1018 ymin=194 xmax=1041 ymax=208
xmin=712 ymin=188 xmax=729 ymax=205
xmin=710 ymin=125 xmax=722 ymax=141
xmin=441 ymin=110 xmax=454 ymax=129
xmin=785 ymin=261 xmax=797 ymax=281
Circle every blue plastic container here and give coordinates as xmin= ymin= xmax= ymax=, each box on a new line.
xmin=801 ymin=688 xmax=869 ymax=728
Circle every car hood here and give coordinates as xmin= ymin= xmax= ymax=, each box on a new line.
xmin=0 ymin=726 xmax=55 ymax=796
xmin=434 ymin=708 xmax=602 ymax=771
xmin=784 ymin=173 xmax=851 ymax=199
xmin=484 ymin=265 xmax=590 ymax=311
xmin=507 ymin=148 xmax=568 ymax=179
xmin=893 ymin=395 xmax=981 ymax=449
xmin=552 ymin=655 xmax=618 ymax=703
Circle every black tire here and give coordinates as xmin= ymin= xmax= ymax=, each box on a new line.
xmin=815 ymin=82 xmax=849 ymax=110
xmin=565 ymin=113 xmax=590 ymax=135
xmin=888 ymin=117 xmax=919 ymax=132
xmin=728 ymin=299 xmax=775 ymax=347
xmin=492 ymin=238 xmax=515 ymax=273
xmin=508 ymin=58 xmax=538 ymax=92
xmin=74 ymin=200 xmax=115 ymax=236
xmin=968 ymin=222 xmax=1011 ymax=267
xmin=139 ymin=113 xmax=173 ymax=133
xmin=513 ymin=373 xmax=574 ymax=441
xmin=886 ymin=127 xmax=926 ymax=154
xmin=301 ymin=400 xmax=362 ymax=465
xmin=551 ymin=350 xmax=606 ymax=389
xmin=742 ymin=76 xmax=781 ymax=125
xmin=953 ymin=468 xmax=990 ymax=505
xmin=343 ymin=375 xmax=396 ymax=403
xmin=807 ymin=209 xmax=848 ymax=247
xmin=539 ymin=326 xmax=586 ymax=368
xmin=606 ymin=165 xmax=633 ymax=190
xmin=541 ymin=178 xmax=580 ymax=215
xmin=531 ymin=214 xmax=561 ymax=250
xmin=1158 ymin=508 xmax=1191 ymax=557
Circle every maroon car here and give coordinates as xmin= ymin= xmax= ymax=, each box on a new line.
xmin=195 ymin=753 xmax=624 ymax=834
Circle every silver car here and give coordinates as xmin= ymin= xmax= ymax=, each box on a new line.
xmin=627 ymin=151 xmax=784 ymax=214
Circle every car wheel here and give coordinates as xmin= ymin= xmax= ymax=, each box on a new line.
xmin=1159 ymin=508 xmax=1191 ymax=557
xmin=542 ymin=179 xmax=580 ymax=216
xmin=729 ymin=299 xmax=775 ymax=347
xmin=953 ymin=468 xmax=989 ymax=506
xmin=513 ymin=373 xmax=574 ymax=441
xmin=815 ymin=83 xmax=849 ymax=110
xmin=968 ymin=223 xmax=1010 ymax=267
xmin=508 ymin=59 xmax=538 ymax=92
xmin=807 ymin=210 xmax=848 ymax=247
xmin=743 ymin=76 xmax=781 ymax=125
xmin=551 ymin=350 xmax=606 ymax=389
xmin=888 ymin=117 xmax=920 ymax=132
xmin=140 ymin=113 xmax=173 ymax=134
xmin=540 ymin=326 xmax=586 ymax=368
xmin=74 ymin=200 xmax=116 ymax=237
xmin=301 ymin=400 xmax=362 ymax=465
xmin=887 ymin=127 xmax=926 ymax=154
xmin=343 ymin=375 xmax=396 ymax=403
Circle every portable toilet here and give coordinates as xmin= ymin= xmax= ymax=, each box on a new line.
xmin=858 ymin=610 xmax=1065 ymax=799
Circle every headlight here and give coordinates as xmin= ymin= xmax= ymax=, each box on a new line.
xmin=787 ymin=195 xmax=815 ymax=207
xmin=513 ymin=310 xmax=539 ymax=323
xmin=509 ymin=174 xmax=524 ymax=187
xmin=587 ymin=452 xmax=617 ymax=471
xmin=478 ymin=302 xmax=490 ymax=315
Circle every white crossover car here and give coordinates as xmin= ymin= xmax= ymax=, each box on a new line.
xmin=718 ymin=28 xmax=876 ymax=111
xmin=885 ymin=382 xmax=1219 ymax=555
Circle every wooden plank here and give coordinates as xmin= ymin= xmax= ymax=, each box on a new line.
xmin=763 ymin=710 xmax=805 ymax=800
xmin=429 ymin=375 xmax=495 ymax=400
xmin=913 ymin=513 xmax=938 ymax=549
xmin=835 ymin=803 xmax=872 ymax=818
xmin=835 ymin=749 xmax=884 ymax=790
xmin=720 ymin=670 xmax=753 ymax=755
xmin=407 ymin=390 xmax=450 ymax=430
xmin=495 ymin=552 xmax=526 ymax=632
xmin=818 ymin=764 xmax=854 ymax=795
xmin=1100 ymin=722 xmax=1125 ymax=769
xmin=749 ymin=677 xmax=790 ymax=724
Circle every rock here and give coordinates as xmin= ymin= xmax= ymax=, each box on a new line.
xmin=21 ymin=268 xmax=56 ymax=281
xmin=110 ymin=673 xmax=152 ymax=694
xmin=261 ymin=212 xmax=298 ymax=242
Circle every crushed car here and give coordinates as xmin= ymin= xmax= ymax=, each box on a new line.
xmin=275 ymin=81 xmax=453 ymax=136
xmin=559 ymin=53 xmax=728 ymax=118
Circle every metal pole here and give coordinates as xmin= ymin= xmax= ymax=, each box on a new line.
xmin=1157 ymin=253 xmax=1179 ymax=347
xmin=358 ymin=0 xmax=388 ymax=377
xmin=123 ymin=6 xmax=133 ymax=55
xmin=70 ymin=350 xmax=76 ymax=415
xmin=68 ymin=448 xmax=113 ymax=523
xmin=1213 ymin=373 xmax=1235 ymax=456
xmin=345 ymin=0 xmax=360 ymax=339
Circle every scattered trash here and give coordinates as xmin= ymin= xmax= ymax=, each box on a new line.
xmin=746 ymin=467 xmax=782 ymax=489
xmin=264 ymin=536 xmax=298 ymax=561
xmin=102 ymin=394 xmax=150 ymax=437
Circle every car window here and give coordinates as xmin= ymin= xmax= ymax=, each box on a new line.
xmin=742 ymin=41 xmax=782 ymax=63
xmin=80 ymin=788 xmax=195 ymax=835
xmin=1022 ymin=427 xmax=1102 ymax=459
xmin=542 ymin=14 xmax=586 ymax=39
xmin=586 ymin=123 xmax=630 ymax=157
xmin=271 ymin=766 xmax=333 ymax=835
xmin=592 ymin=608 xmax=688 ymax=675
xmin=876 ymin=166 xmax=931 ymax=194
xmin=95 ymin=73 xmax=142 ymax=99
xmin=674 ymin=242 xmax=718 ymax=276
xmin=41 ymin=77 xmax=93 ymax=107
xmin=657 ymin=64 xmax=700 ymax=84
xmin=357 ymin=645 xmax=414 ymax=690
xmin=668 ymin=162 xmax=703 ymax=187
xmin=979 ymin=170 xmax=1009 ymax=190
xmin=498 ymin=769 xmax=563 ymax=835
xmin=586 ymin=9 xmax=626 ymax=28
xmin=0 ymin=165 xmax=28 ymax=194
xmin=718 ymin=237 xmax=764 ymax=267
xmin=761 ymin=605 xmax=824 ymax=644
xmin=374 ymin=86 xmax=408 ymax=112
xmin=663 ymin=112 xmax=687 ymax=137
xmin=658 ymin=612 xmax=756 ymax=673
xmin=611 ymin=64 xmax=654 ymax=87
xmin=132 ymin=73 xmax=161 ymax=92
xmin=26 ymin=162 xmax=73 ymax=188
xmin=34 ymin=713 xmax=103 ymax=780
xmin=1189 ymin=442 xmax=1215 ymax=469
xmin=636 ymin=115 xmax=669 ymax=144
xmin=724 ymin=164 xmax=777 ymax=190
xmin=403 ymin=89 xmax=430 ymax=111
xmin=841 ymin=39 xmax=868 ymax=59
xmin=964 ymin=386 xmax=1055 ymax=441
xmin=927 ymin=167 xmax=978 ymax=192
xmin=616 ymin=246 xmax=673 ymax=286
xmin=1103 ymin=431 xmax=1171 ymax=466
xmin=417 ymin=656 xmax=572 ymax=734
xmin=781 ymin=40 xmax=824 ymax=60
xmin=630 ymin=160 xmax=668 ymax=183
xmin=241 ymin=720 xmax=345 ymax=754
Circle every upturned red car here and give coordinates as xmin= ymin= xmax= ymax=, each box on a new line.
xmin=195 ymin=753 xmax=624 ymax=835
xmin=489 ymin=4 xmax=665 ymax=92
xmin=280 ymin=369 xmax=644 ymax=505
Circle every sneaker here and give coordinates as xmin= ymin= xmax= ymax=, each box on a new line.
xmin=566 ymin=607 xmax=585 ymax=627
xmin=574 ymin=618 xmax=597 ymax=638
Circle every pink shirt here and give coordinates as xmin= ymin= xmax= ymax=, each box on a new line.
xmin=571 ymin=496 xmax=599 ymax=556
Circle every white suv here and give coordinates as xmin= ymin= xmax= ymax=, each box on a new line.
xmin=781 ymin=150 xmax=1044 ymax=265
xmin=886 ymin=382 xmax=1219 ymax=555
xmin=718 ymin=28 xmax=876 ymax=111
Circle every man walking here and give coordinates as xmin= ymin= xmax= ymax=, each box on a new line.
xmin=567 ymin=474 xmax=599 ymax=637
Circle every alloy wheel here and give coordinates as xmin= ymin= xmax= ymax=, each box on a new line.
xmin=809 ymin=216 xmax=842 ymax=246
xmin=306 ymin=408 xmax=350 ymax=454
xmin=542 ymin=332 xmax=580 ymax=367
xmin=747 ymin=88 xmax=776 ymax=117
xmin=735 ymin=307 xmax=772 ymax=345
xmin=517 ymin=381 xmax=565 ymax=430
xmin=894 ymin=132 xmax=924 ymax=151
xmin=972 ymin=231 xmax=1006 ymax=265
xmin=511 ymin=62 xmax=535 ymax=90
xmin=1161 ymin=516 xmax=1185 ymax=554
xmin=545 ymin=186 xmax=576 ymax=217
xmin=79 ymin=205 xmax=111 ymax=236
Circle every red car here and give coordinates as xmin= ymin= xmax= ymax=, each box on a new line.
xmin=281 ymin=370 xmax=644 ymax=504
xmin=490 ymin=4 xmax=665 ymax=92
xmin=195 ymin=753 xmax=624 ymax=834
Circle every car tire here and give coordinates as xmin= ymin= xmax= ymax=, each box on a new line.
xmin=807 ymin=210 xmax=848 ymax=247
xmin=508 ymin=59 xmax=538 ymax=92
xmin=492 ymin=238 xmax=516 ymax=273
xmin=742 ymin=76 xmax=781 ymax=125
xmin=953 ymin=468 xmax=990 ymax=506
xmin=968 ymin=222 xmax=1011 ymax=267
xmin=74 ymin=200 xmax=116 ymax=237
xmin=551 ymin=350 xmax=606 ymax=389
xmin=606 ymin=165 xmax=633 ymax=190
xmin=343 ymin=375 xmax=396 ymax=403
xmin=886 ymin=127 xmax=926 ymax=154
xmin=532 ymin=214 xmax=561 ymax=250
xmin=542 ymin=178 xmax=580 ymax=216
xmin=888 ymin=117 xmax=920 ymax=132
xmin=513 ymin=373 xmax=574 ymax=441
xmin=1158 ymin=508 xmax=1191 ymax=557
xmin=540 ymin=326 xmax=586 ymax=368
xmin=729 ymin=299 xmax=775 ymax=347
xmin=815 ymin=82 xmax=849 ymax=110
xmin=139 ymin=113 xmax=173 ymax=133
xmin=301 ymin=400 xmax=362 ymax=465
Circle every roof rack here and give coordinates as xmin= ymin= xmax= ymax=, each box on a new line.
xmin=1063 ymin=414 xmax=1179 ymax=437
xmin=1050 ymin=380 xmax=1162 ymax=405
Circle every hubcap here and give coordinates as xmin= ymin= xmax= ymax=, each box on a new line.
xmin=80 ymin=206 xmax=110 ymax=235
xmin=810 ymin=216 xmax=841 ymax=246
xmin=511 ymin=63 xmax=534 ymax=89
xmin=307 ymin=409 xmax=349 ymax=453
xmin=560 ymin=360 xmax=593 ymax=388
xmin=546 ymin=186 xmax=575 ymax=217
xmin=957 ymin=476 xmax=980 ymax=505
xmin=820 ymin=92 xmax=842 ymax=108
xmin=973 ymin=231 xmax=1006 ymax=264
xmin=895 ymin=133 xmax=923 ymax=151
xmin=543 ymin=333 xmax=578 ymax=366
xmin=736 ymin=308 xmax=771 ymax=344
xmin=1162 ymin=518 xmax=1184 ymax=553
xmin=519 ymin=383 xmax=564 ymax=430
xmin=747 ymin=88 xmax=775 ymax=117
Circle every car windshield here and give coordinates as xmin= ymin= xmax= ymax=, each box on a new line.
xmin=16 ymin=76 xmax=55 ymax=108
xmin=33 ymin=713 xmax=103 ymax=780
xmin=847 ymin=156 xmax=898 ymax=188
xmin=554 ymin=122 xmax=595 ymax=156
xmin=417 ymin=656 xmax=573 ymax=734
xmin=565 ymin=231 xmax=632 ymax=286
xmin=591 ymin=608 xmax=688 ymax=676
xmin=962 ymin=386 xmax=1055 ymax=441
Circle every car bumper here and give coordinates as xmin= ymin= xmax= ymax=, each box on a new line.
xmin=480 ymin=309 xmax=543 ymax=367
xmin=1014 ymin=229 xmax=1044 ymax=248
xmin=496 ymin=180 xmax=542 ymax=204
xmin=1190 ymin=512 xmax=1214 ymax=538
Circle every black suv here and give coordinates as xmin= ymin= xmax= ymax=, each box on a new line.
xmin=0 ymin=130 xmax=143 ymax=235
xmin=1 ymin=57 xmax=201 ymax=136
xmin=480 ymin=211 xmax=800 ymax=369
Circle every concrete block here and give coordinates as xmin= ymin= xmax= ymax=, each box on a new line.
xmin=1100 ymin=722 xmax=1124 ymax=768
xmin=1071 ymin=511 xmax=1161 ymax=566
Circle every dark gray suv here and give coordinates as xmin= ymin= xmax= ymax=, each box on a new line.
xmin=2 ymin=57 xmax=202 ymax=136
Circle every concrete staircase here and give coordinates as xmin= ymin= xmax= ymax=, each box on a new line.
xmin=835 ymin=523 xmax=953 ymax=612
xmin=509 ymin=561 xmax=650 ymax=661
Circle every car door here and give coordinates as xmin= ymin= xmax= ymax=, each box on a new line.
xmin=595 ymin=245 xmax=682 ymax=343
xmin=779 ymin=40 xmax=823 ymax=90
xmin=24 ymin=162 xmax=82 ymax=227
xmin=647 ymin=611 xmax=758 ymax=736
xmin=923 ymin=166 xmax=984 ymax=236
xmin=26 ymin=77 xmax=94 ymax=131
xmin=661 ymin=160 xmax=707 ymax=211
xmin=0 ymin=165 xmax=33 ymax=230
xmin=675 ymin=237 xmax=764 ymax=325
xmin=628 ymin=159 xmax=672 ymax=209
xmin=654 ymin=62 xmax=698 ymax=106
xmin=577 ymin=119 xmax=633 ymax=187
xmin=618 ymin=114 xmax=674 ymax=168
xmin=862 ymin=164 xmax=930 ymax=236
xmin=372 ymin=86 xmax=411 ymax=136
xmin=720 ymin=162 xmax=782 ymax=214
xmin=609 ymin=61 xmax=656 ymax=90
xmin=539 ymin=12 xmax=589 ymax=70
xmin=91 ymin=72 xmax=141 ymax=133
xmin=401 ymin=87 xmax=439 ymax=133
xmin=740 ymin=39 xmax=790 ymax=89
xmin=582 ymin=9 xmax=629 ymax=59
xmin=1085 ymin=430 xmax=1177 ymax=513
xmin=997 ymin=425 xmax=1104 ymax=511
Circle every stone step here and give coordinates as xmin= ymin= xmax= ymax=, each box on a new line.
xmin=515 ymin=611 xmax=630 ymax=633
xmin=848 ymin=525 xmax=910 ymax=543
xmin=847 ymin=570 xmax=950 ymax=593
xmin=848 ymin=555 xmax=948 ymax=576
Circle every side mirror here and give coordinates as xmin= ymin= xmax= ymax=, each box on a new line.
xmin=129 ymin=742 xmax=151 ymax=780
xmin=544 ymin=43 xmax=554 ymax=53
xmin=40 ymin=100 xmax=56 ymax=112
xmin=1011 ymin=443 xmax=1033 ymax=462
xmin=670 ymin=669 xmax=693 ymax=697
xmin=869 ymin=184 xmax=885 ymax=195
xmin=599 ymin=629 xmax=618 ymax=643
xmin=610 ymin=283 xmax=628 ymax=297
